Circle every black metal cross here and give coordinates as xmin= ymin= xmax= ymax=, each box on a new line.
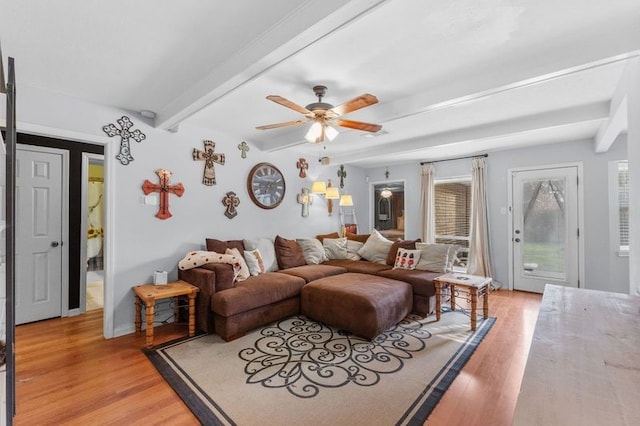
xmin=102 ymin=116 xmax=146 ymax=165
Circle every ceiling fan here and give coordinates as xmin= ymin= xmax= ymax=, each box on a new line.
xmin=256 ymin=85 xmax=382 ymax=143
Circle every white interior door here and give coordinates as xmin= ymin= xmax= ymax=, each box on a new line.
xmin=512 ymin=166 xmax=580 ymax=293
xmin=16 ymin=148 xmax=63 ymax=324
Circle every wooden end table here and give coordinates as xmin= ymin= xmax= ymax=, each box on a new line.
xmin=433 ymin=273 xmax=491 ymax=331
xmin=132 ymin=280 xmax=199 ymax=348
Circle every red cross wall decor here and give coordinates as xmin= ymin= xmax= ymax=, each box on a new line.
xmin=296 ymin=158 xmax=309 ymax=178
xmin=142 ymin=169 xmax=185 ymax=220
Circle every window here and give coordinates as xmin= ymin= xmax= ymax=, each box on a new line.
xmin=617 ymin=161 xmax=629 ymax=252
xmin=434 ymin=178 xmax=471 ymax=267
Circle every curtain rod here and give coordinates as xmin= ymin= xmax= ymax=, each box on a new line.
xmin=420 ymin=153 xmax=488 ymax=165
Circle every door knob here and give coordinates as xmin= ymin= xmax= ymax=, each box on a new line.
xmin=514 ymin=238 xmax=521 ymax=243
xmin=51 ymin=241 xmax=60 ymax=247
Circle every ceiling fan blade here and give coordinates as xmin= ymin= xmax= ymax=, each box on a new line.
xmin=336 ymin=119 xmax=382 ymax=133
xmin=256 ymin=119 xmax=307 ymax=130
xmin=266 ymin=95 xmax=311 ymax=115
xmin=328 ymin=94 xmax=378 ymax=116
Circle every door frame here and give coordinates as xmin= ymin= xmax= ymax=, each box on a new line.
xmin=16 ymin=143 xmax=70 ymax=316
xmin=507 ymin=162 xmax=585 ymax=291
xmin=77 ymin=152 xmax=104 ymax=315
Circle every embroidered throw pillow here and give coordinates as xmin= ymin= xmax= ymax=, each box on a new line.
xmin=393 ymin=248 xmax=422 ymax=270
xmin=243 ymin=249 xmax=266 ymax=276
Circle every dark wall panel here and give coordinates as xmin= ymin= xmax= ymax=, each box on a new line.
xmin=18 ymin=133 xmax=104 ymax=310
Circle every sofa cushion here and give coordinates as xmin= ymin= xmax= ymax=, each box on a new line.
xmin=276 ymin=264 xmax=347 ymax=283
xmin=323 ymin=237 xmax=348 ymax=260
xmin=415 ymin=242 xmax=459 ymax=273
xmin=315 ymin=232 xmax=340 ymax=243
xmin=323 ymin=259 xmax=392 ymax=274
xmin=357 ymin=229 xmax=393 ymax=264
xmin=274 ymin=235 xmax=306 ymax=269
xmin=377 ymin=268 xmax=440 ymax=298
xmin=205 ymin=238 xmax=245 ymax=254
xmin=385 ymin=239 xmax=420 ymax=265
xmin=346 ymin=232 xmax=370 ymax=243
xmin=296 ymin=238 xmax=328 ymax=264
xmin=211 ymin=272 xmax=306 ymax=317
xmin=346 ymin=240 xmax=363 ymax=260
xmin=244 ymin=237 xmax=279 ymax=272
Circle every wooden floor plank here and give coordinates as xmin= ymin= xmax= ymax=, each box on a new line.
xmin=14 ymin=290 xmax=541 ymax=425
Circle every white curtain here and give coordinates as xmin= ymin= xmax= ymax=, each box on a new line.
xmin=419 ymin=163 xmax=435 ymax=243
xmin=468 ymin=157 xmax=493 ymax=277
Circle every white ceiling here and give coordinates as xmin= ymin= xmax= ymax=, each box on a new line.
xmin=2 ymin=0 xmax=639 ymax=168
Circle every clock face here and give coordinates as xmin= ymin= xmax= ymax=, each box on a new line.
xmin=247 ymin=163 xmax=286 ymax=209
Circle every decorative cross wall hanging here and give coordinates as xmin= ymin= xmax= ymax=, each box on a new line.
xmin=222 ymin=191 xmax=240 ymax=219
xmin=102 ymin=116 xmax=146 ymax=165
xmin=337 ymin=165 xmax=347 ymax=189
xmin=296 ymin=188 xmax=313 ymax=217
xmin=193 ymin=140 xmax=225 ymax=186
xmin=142 ymin=169 xmax=185 ymax=220
xmin=238 ymin=141 xmax=250 ymax=159
xmin=296 ymin=158 xmax=309 ymax=178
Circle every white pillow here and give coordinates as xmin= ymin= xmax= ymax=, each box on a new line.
xmin=415 ymin=242 xmax=458 ymax=273
xmin=346 ymin=240 xmax=363 ymax=261
xmin=243 ymin=237 xmax=279 ymax=272
xmin=357 ymin=229 xmax=393 ymax=264
xmin=393 ymin=248 xmax=421 ymax=270
xmin=243 ymin=249 xmax=266 ymax=276
xmin=225 ymin=248 xmax=250 ymax=281
xmin=296 ymin=238 xmax=328 ymax=264
xmin=323 ymin=237 xmax=348 ymax=260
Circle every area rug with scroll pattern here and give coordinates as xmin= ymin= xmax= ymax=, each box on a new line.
xmin=145 ymin=310 xmax=495 ymax=425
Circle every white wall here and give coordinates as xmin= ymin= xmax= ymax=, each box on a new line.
xmin=12 ymin=86 xmax=368 ymax=337
xmin=362 ymin=138 xmax=629 ymax=294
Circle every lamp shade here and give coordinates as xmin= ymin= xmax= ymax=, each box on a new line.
xmin=325 ymin=125 xmax=339 ymax=141
xmin=339 ymin=194 xmax=354 ymax=206
xmin=325 ymin=186 xmax=340 ymax=200
xmin=311 ymin=181 xmax=327 ymax=194
xmin=305 ymin=121 xmax=323 ymax=143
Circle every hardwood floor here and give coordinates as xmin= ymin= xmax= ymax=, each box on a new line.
xmin=14 ymin=290 xmax=541 ymax=425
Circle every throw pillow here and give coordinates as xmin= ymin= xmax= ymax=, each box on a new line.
xmin=357 ymin=229 xmax=393 ymax=264
xmin=225 ymin=248 xmax=250 ymax=281
xmin=415 ymin=242 xmax=459 ymax=273
xmin=323 ymin=237 xmax=348 ymax=260
xmin=243 ymin=237 xmax=279 ymax=272
xmin=345 ymin=240 xmax=363 ymax=261
xmin=205 ymin=238 xmax=244 ymax=254
xmin=243 ymin=249 xmax=265 ymax=276
xmin=315 ymin=232 xmax=340 ymax=243
xmin=296 ymin=238 xmax=329 ymax=265
xmin=346 ymin=232 xmax=370 ymax=243
xmin=386 ymin=239 xmax=421 ymax=266
xmin=274 ymin=235 xmax=307 ymax=269
xmin=393 ymin=248 xmax=422 ymax=270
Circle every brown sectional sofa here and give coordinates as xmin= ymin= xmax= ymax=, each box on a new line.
xmin=178 ymin=234 xmax=442 ymax=341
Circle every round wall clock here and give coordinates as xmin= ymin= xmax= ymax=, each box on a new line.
xmin=247 ymin=162 xmax=286 ymax=209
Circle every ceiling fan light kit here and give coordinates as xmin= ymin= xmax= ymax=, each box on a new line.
xmin=257 ymin=85 xmax=382 ymax=143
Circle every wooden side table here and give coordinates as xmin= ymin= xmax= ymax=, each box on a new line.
xmin=132 ymin=280 xmax=199 ymax=348
xmin=433 ymin=273 xmax=491 ymax=331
